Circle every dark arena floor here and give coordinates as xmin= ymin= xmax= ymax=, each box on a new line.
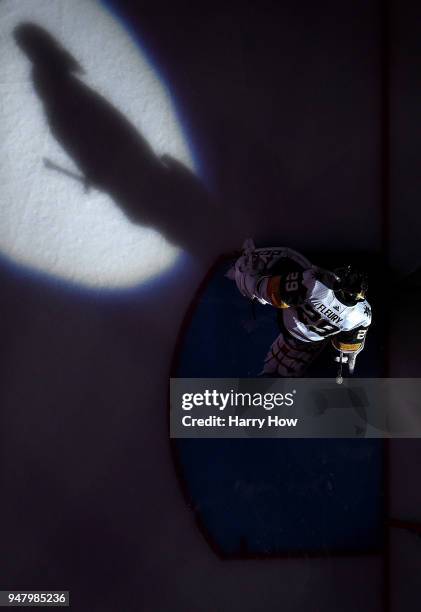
xmin=1 ymin=1 xmax=421 ymax=611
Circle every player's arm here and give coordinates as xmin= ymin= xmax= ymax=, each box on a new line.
xmin=235 ymin=265 xmax=309 ymax=308
xmin=231 ymin=240 xmax=310 ymax=306
xmin=331 ymin=325 xmax=369 ymax=355
xmin=265 ymin=270 xmax=308 ymax=308
xmin=331 ymin=316 xmax=371 ymax=374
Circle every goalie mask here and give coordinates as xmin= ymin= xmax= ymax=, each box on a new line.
xmin=333 ymin=265 xmax=368 ymax=306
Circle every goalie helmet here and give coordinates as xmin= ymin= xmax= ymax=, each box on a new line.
xmin=333 ymin=265 xmax=368 ymax=306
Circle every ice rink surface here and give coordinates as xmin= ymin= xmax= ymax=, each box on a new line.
xmin=0 ymin=1 xmax=420 ymax=610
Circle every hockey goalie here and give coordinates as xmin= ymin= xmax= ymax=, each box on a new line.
xmin=229 ymin=240 xmax=372 ymax=378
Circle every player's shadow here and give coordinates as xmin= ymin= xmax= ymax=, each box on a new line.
xmin=14 ymin=23 xmax=230 ymax=260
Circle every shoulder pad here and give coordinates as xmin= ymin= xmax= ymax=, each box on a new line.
xmin=358 ymin=301 xmax=372 ymax=326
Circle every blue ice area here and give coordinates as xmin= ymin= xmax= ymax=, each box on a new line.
xmin=174 ymin=259 xmax=384 ymax=556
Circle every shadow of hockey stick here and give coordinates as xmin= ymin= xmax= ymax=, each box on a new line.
xmin=43 ymin=157 xmax=90 ymax=192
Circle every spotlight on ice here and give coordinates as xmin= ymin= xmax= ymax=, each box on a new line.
xmin=0 ymin=0 xmax=195 ymax=288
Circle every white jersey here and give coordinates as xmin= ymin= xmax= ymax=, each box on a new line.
xmin=232 ymin=244 xmax=372 ymax=351
xmin=282 ymin=269 xmax=372 ymax=343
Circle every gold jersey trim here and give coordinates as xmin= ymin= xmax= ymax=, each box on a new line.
xmin=267 ymin=276 xmax=289 ymax=309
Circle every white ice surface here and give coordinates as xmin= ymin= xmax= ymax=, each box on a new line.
xmin=0 ymin=0 xmax=193 ymax=288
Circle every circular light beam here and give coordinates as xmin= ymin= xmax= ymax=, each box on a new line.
xmin=0 ymin=0 xmax=195 ymax=288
